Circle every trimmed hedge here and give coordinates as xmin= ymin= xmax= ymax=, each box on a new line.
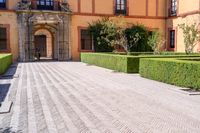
xmin=114 ymin=52 xmax=200 ymax=56
xmin=81 ymin=53 xmax=200 ymax=73
xmin=81 ymin=53 xmax=129 ymax=72
xmin=0 ymin=54 xmax=12 ymax=75
xmin=139 ymin=58 xmax=200 ymax=90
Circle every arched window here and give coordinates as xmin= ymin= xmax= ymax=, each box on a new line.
xmin=115 ymin=0 xmax=127 ymax=15
xmin=0 ymin=0 xmax=6 ymax=9
xmin=37 ymin=0 xmax=54 ymax=10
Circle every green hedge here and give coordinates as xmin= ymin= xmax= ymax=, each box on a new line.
xmin=81 ymin=53 xmax=129 ymax=72
xmin=81 ymin=53 xmax=200 ymax=73
xmin=139 ymin=58 xmax=200 ymax=90
xmin=0 ymin=54 xmax=12 ymax=75
xmin=114 ymin=52 xmax=200 ymax=56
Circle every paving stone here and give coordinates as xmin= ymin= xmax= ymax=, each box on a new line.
xmin=0 ymin=62 xmax=200 ymax=133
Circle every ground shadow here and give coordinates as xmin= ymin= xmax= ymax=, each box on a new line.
xmin=0 ymin=127 xmax=21 ymax=133
xmin=0 ymin=84 xmax=10 ymax=104
xmin=0 ymin=63 xmax=18 ymax=80
xmin=0 ymin=63 xmax=18 ymax=105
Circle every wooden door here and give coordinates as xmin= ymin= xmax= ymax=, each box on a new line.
xmin=34 ymin=35 xmax=47 ymax=57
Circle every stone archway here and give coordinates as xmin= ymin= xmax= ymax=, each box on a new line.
xmin=34 ymin=29 xmax=53 ymax=59
xmin=17 ymin=3 xmax=72 ymax=62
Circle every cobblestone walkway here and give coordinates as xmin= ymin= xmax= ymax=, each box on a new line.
xmin=0 ymin=62 xmax=200 ymax=133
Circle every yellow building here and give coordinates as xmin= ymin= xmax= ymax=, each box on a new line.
xmin=0 ymin=0 xmax=199 ymax=61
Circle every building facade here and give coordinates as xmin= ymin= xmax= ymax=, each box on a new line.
xmin=0 ymin=0 xmax=199 ymax=61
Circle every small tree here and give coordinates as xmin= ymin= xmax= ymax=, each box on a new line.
xmin=147 ymin=30 xmax=165 ymax=55
xmin=125 ymin=24 xmax=151 ymax=52
xmin=111 ymin=27 xmax=141 ymax=54
xmin=88 ymin=18 xmax=117 ymax=52
xmin=178 ymin=23 xmax=200 ymax=54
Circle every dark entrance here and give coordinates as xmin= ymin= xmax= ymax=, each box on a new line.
xmin=34 ymin=35 xmax=47 ymax=57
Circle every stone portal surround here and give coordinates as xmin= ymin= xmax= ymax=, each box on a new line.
xmin=17 ymin=10 xmax=71 ymax=62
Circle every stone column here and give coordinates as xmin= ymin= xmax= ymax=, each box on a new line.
xmin=57 ymin=14 xmax=71 ymax=61
xmin=17 ymin=13 xmax=28 ymax=62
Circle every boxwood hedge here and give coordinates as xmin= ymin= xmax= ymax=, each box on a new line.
xmin=139 ymin=58 xmax=200 ymax=90
xmin=0 ymin=54 xmax=12 ymax=75
xmin=114 ymin=52 xmax=200 ymax=56
xmin=81 ymin=53 xmax=200 ymax=73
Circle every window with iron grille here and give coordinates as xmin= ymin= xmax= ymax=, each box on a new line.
xmin=37 ymin=0 xmax=54 ymax=10
xmin=170 ymin=0 xmax=177 ymax=16
xmin=0 ymin=27 xmax=7 ymax=50
xmin=0 ymin=0 xmax=6 ymax=9
xmin=81 ymin=29 xmax=93 ymax=51
xmin=115 ymin=0 xmax=127 ymax=15
xmin=169 ymin=30 xmax=175 ymax=48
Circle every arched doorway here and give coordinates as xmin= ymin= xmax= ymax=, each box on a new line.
xmin=17 ymin=11 xmax=72 ymax=61
xmin=34 ymin=28 xmax=54 ymax=60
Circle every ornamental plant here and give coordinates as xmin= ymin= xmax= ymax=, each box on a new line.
xmin=125 ymin=24 xmax=152 ymax=52
xmin=178 ymin=23 xmax=200 ymax=54
xmin=88 ymin=18 xmax=117 ymax=52
xmin=147 ymin=30 xmax=165 ymax=55
xmin=110 ymin=17 xmax=140 ymax=54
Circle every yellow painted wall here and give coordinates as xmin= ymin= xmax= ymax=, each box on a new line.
xmin=178 ymin=0 xmax=199 ymax=13
xmin=148 ymin=0 xmax=157 ymax=16
xmin=80 ymin=0 xmax=93 ymax=13
xmin=158 ymin=0 xmax=167 ymax=17
xmin=166 ymin=0 xmax=200 ymax=52
xmin=0 ymin=12 xmax=18 ymax=61
xmin=68 ymin=0 xmax=78 ymax=12
xmin=129 ymin=0 xmax=146 ymax=16
xmin=94 ymin=0 xmax=113 ymax=14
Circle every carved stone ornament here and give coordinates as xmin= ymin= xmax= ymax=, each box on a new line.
xmin=17 ymin=0 xmax=31 ymax=10
xmin=60 ymin=0 xmax=71 ymax=12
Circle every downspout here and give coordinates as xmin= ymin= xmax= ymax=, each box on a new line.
xmin=199 ymin=0 xmax=200 ymax=24
xmin=63 ymin=16 xmax=65 ymax=60
xmin=165 ymin=0 xmax=168 ymax=50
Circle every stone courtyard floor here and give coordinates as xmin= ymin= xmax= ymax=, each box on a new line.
xmin=0 ymin=62 xmax=200 ymax=133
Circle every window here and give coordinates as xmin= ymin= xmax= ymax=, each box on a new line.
xmin=0 ymin=0 xmax=6 ymax=9
xmin=37 ymin=0 xmax=54 ymax=10
xmin=80 ymin=29 xmax=93 ymax=51
xmin=115 ymin=0 xmax=127 ymax=15
xmin=0 ymin=27 xmax=7 ymax=50
xmin=169 ymin=30 xmax=175 ymax=49
xmin=170 ymin=0 xmax=177 ymax=16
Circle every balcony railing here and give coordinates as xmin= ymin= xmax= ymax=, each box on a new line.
xmin=31 ymin=0 xmax=61 ymax=11
xmin=0 ymin=1 xmax=6 ymax=9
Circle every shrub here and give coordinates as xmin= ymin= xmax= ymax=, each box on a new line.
xmin=88 ymin=18 xmax=116 ymax=52
xmin=178 ymin=23 xmax=200 ymax=54
xmin=139 ymin=58 xmax=200 ymax=90
xmin=147 ymin=30 xmax=165 ymax=54
xmin=81 ymin=53 xmax=200 ymax=73
xmin=0 ymin=54 xmax=12 ymax=75
xmin=125 ymin=24 xmax=152 ymax=52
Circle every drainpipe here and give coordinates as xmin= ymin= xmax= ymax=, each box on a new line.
xmin=62 ymin=16 xmax=65 ymax=60
xmin=165 ymin=0 xmax=168 ymax=51
xmin=199 ymin=0 xmax=200 ymax=24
